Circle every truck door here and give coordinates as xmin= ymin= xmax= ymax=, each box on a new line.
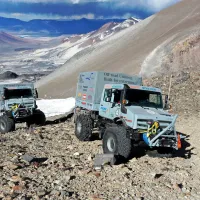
xmin=99 ymin=89 xmax=121 ymax=120
xmin=99 ymin=89 xmax=112 ymax=119
xmin=109 ymin=89 xmax=121 ymax=119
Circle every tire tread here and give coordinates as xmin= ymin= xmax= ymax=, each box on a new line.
xmin=103 ymin=126 xmax=132 ymax=159
xmin=75 ymin=114 xmax=93 ymax=141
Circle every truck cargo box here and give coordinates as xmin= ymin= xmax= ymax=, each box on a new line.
xmin=75 ymin=71 xmax=142 ymax=111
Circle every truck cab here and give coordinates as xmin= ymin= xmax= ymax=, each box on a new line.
xmin=0 ymin=83 xmax=46 ymax=134
xmin=1 ymin=84 xmax=37 ymax=117
xmin=99 ymin=84 xmax=173 ymax=128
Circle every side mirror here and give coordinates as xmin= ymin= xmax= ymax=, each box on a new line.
xmin=105 ymin=97 xmax=111 ymax=102
xmin=3 ymin=88 xmax=8 ymax=100
xmin=35 ymin=88 xmax=39 ymax=99
xmin=164 ymin=104 xmax=172 ymax=110
xmin=163 ymin=94 xmax=172 ymax=110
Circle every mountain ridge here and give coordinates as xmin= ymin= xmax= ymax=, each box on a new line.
xmin=36 ymin=0 xmax=200 ymax=98
xmin=0 ymin=16 xmax=126 ymax=36
xmin=0 ymin=31 xmax=29 ymax=45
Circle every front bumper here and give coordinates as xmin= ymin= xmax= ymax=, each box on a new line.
xmin=127 ymin=115 xmax=182 ymax=150
xmin=12 ymin=107 xmax=33 ymax=119
xmin=144 ymin=115 xmax=180 ymax=149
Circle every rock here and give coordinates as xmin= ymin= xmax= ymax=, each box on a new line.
xmin=50 ymin=190 xmax=60 ymax=196
xmin=0 ymin=192 xmax=5 ymax=198
xmin=10 ymin=176 xmax=22 ymax=183
xmin=21 ymin=154 xmax=48 ymax=166
xmin=67 ymin=145 xmax=74 ymax=150
xmin=21 ymin=154 xmax=34 ymax=163
xmin=21 ymin=196 xmax=31 ymax=200
xmin=88 ymin=154 xmax=93 ymax=161
xmin=165 ymin=182 xmax=172 ymax=189
xmin=130 ymin=158 xmax=137 ymax=162
xmin=0 ymin=71 xmax=18 ymax=80
xmin=93 ymin=172 xmax=101 ymax=178
xmin=10 ymin=156 xmax=19 ymax=162
xmin=5 ymin=164 xmax=19 ymax=170
xmin=73 ymin=152 xmax=80 ymax=157
xmin=32 ymin=195 xmax=40 ymax=200
xmin=12 ymin=185 xmax=23 ymax=192
xmin=94 ymin=166 xmax=102 ymax=171
xmin=4 ymin=195 xmax=12 ymax=200
xmin=80 ymin=168 xmax=92 ymax=175
xmin=0 ymin=137 xmax=7 ymax=142
xmin=90 ymin=194 xmax=103 ymax=200
xmin=154 ymin=174 xmax=163 ymax=179
xmin=54 ymin=180 xmax=61 ymax=185
xmin=94 ymin=154 xmax=116 ymax=169
xmin=60 ymin=190 xmax=70 ymax=197
xmin=64 ymin=175 xmax=71 ymax=182
xmin=182 ymin=187 xmax=191 ymax=194
xmin=8 ymin=181 xmax=15 ymax=187
xmin=173 ymin=183 xmax=182 ymax=190
xmin=37 ymin=191 xmax=46 ymax=197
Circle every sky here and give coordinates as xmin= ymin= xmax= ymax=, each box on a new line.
xmin=0 ymin=0 xmax=181 ymax=21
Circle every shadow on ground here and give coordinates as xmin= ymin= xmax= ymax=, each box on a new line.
xmin=115 ymin=132 xmax=193 ymax=165
xmin=132 ymin=132 xmax=193 ymax=159
xmin=45 ymin=113 xmax=74 ymax=125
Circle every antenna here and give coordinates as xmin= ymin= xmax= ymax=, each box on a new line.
xmin=168 ymin=74 xmax=173 ymax=102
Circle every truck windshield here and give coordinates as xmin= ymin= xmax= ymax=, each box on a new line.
xmin=4 ymin=89 xmax=33 ymax=99
xmin=125 ymin=89 xmax=163 ymax=109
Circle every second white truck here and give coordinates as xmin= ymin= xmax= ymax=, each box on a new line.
xmin=74 ymin=71 xmax=181 ymax=160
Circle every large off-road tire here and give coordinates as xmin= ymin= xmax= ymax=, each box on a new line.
xmin=75 ymin=114 xmax=93 ymax=141
xmin=103 ymin=126 xmax=132 ymax=159
xmin=27 ymin=110 xmax=46 ymax=127
xmin=0 ymin=115 xmax=15 ymax=133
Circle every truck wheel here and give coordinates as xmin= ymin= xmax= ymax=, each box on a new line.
xmin=0 ymin=115 xmax=15 ymax=133
xmin=27 ymin=110 xmax=46 ymax=127
xmin=34 ymin=110 xmax=46 ymax=126
xmin=75 ymin=114 xmax=93 ymax=141
xmin=103 ymin=126 xmax=132 ymax=159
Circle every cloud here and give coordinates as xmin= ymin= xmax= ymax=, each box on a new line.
xmin=98 ymin=0 xmax=181 ymax=12
xmin=0 ymin=12 xmax=95 ymax=21
xmin=0 ymin=0 xmax=181 ymax=21
xmin=2 ymin=0 xmax=181 ymax=11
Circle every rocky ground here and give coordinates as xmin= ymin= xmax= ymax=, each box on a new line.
xmin=0 ymin=113 xmax=200 ymax=200
xmin=144 ymin=71 xmax=200 ymax=116
xmin=0 ymin=71 xmax=200 ymax=200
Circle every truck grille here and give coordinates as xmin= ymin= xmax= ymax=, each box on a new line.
xmin=137 ymin=119 xmax=171 ymax=130
xmin=8 ymin=103 xmax=33 ymax=109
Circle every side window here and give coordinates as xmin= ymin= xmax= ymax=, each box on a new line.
xmin=103 ymin=89 xmax=112 ymax=101
xmin=149 ymin=94 xmax=160 ymax=104
xmin=113 ymin=90 xmax=121 ymax=103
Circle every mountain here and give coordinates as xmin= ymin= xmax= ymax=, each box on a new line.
xmin=0 ymin=18 xmax=139 ymax=81
xmin=36 ymin=0 xmax=200 ymax=98
xmin=0 ymin=31 xmax=28 ymax=45
xmin=0 ymin=17 xmax=125 ymax=36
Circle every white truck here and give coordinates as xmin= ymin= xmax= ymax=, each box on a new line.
xmin=0 ymin=83 xmax=46 ymax=133
xmin=74 ymin=72 xmax=181 ymax=160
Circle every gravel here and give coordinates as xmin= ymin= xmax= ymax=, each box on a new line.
xmin=0 ymin=71 xmax=200 ymax=200
xmin=0 ymin=114 xmax=199 ymax=200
